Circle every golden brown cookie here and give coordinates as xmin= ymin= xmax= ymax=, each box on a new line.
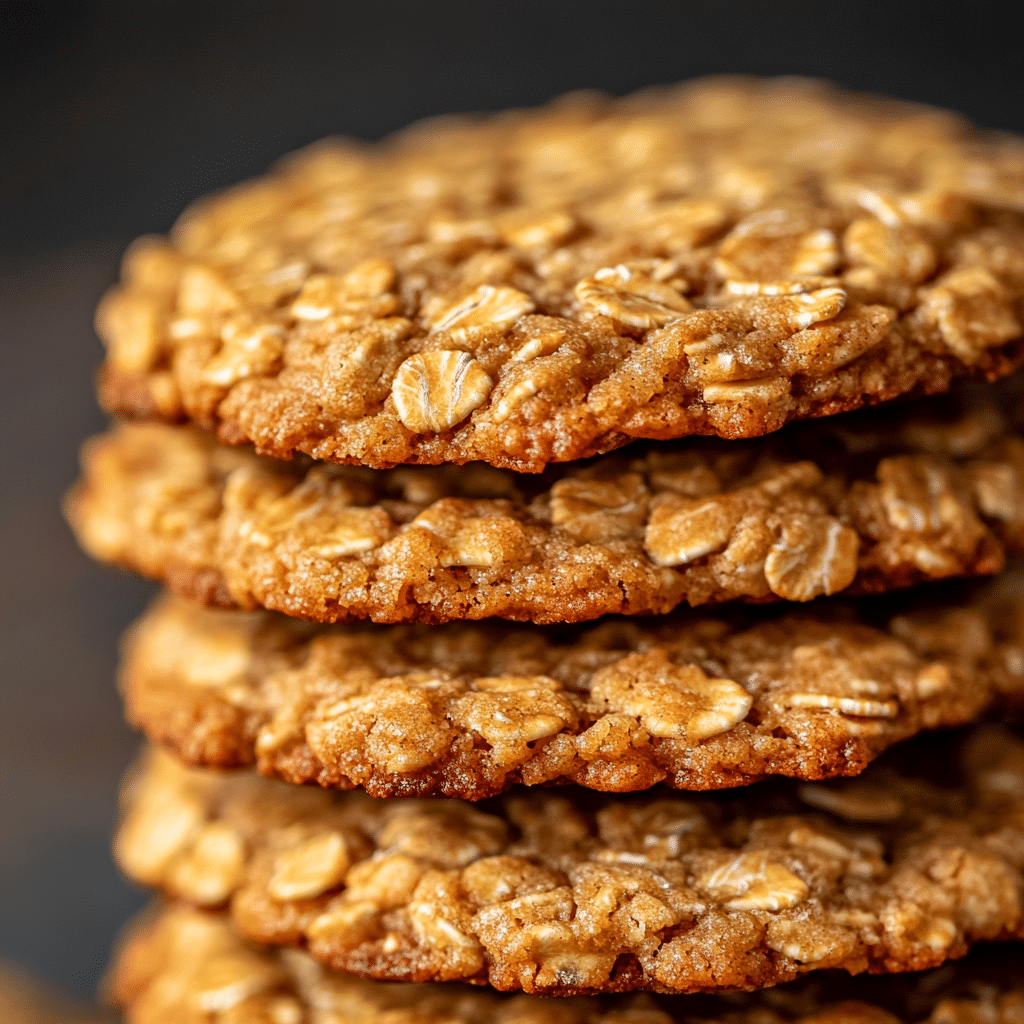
xmin=110 ymin=905 xmax=1024 ymax=1023
xmin=114 ymin=729 xmax=1024 ymax=995
xmin=67 ymin=395 xmax=1024 ymax=623
xmin=119 ymin=572 xmax=1024 ymax=798
xmin=95 ymin=78 xmax=1024 ymax=472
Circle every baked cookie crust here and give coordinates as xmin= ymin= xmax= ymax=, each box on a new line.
xmin=119 ymin=575 xmax=1024 ymax=797
xmin=111 ymin=905 xmax=1024 ymax=1023
xmin=115 ymin=730 xmax=1024 ymax=995
xmin=68 ymin=396 xmax=1024 ymax=623
xmin=95 ymin=78 xmax=1024 ymax=472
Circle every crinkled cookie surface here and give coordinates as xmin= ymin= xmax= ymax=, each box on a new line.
xmin=111 ymin=905 xmax=1024 ymax=1023
xmin=115 ymin=729 xmax=1024 ymax=995
xmin=68 ymin=396 xmax=1024 ymax=623
xmin=96 ymin=77 xmax=1024 ymax=471
xmin=120 ymin=573 xmax=1024 ymax=798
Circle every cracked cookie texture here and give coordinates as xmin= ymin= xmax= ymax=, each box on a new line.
xmin=110 ymin=906 xmax=1024 ymax=1024
xmin=115 ymin=728 xmax=1024 ymax=995
xmin=68 ymin=394 xmax=1024 ymax=623
xmin=95 ymin=77 xmax=1024 ymax=472
xmin=119 ymin=573 xmax=1024 ymax=797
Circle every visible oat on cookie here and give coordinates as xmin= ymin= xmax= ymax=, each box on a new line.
xmin=110 ymin=906 xmax=1024 ymax=1024
xmin=118 ymin=570 xmax=1024 ymax=797
xmin=67 ymin=392 xmax=1024 ymax=623
xmin=115 ymin=727 xmax=1024 ymax=995
xmin=96 ymin=78 xmax=1024 ymax=472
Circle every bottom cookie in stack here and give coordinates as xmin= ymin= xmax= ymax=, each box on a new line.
xmin=114 ymin=726 xmax=1024 ymax=996
xmin=111 ymin=904 xmax=1024 ymax=1024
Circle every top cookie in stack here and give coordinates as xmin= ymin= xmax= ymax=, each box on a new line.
xmin=70 ymin=77 xmax=1024 ymax=626
xmin=93 ymin=77 xmax=1024 ymax=473
xmin=67 ymin=77 xmax=1024 ymax=1005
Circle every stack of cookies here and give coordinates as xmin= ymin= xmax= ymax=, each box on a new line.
xmin=66 ymin=77 xmax=1024 ymax=1023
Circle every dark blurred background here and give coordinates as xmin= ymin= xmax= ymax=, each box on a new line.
xmin=2 ymin=0 xmax=1023 ymax=1002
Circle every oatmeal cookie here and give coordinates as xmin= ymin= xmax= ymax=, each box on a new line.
xmin=95 ymin=78 xmax=1024 ymax=473
xmin=114 ymin=729 xmax=1024 ymax=995
xmin=111 ymin=905 xmax=1024 ymax=1023
xmin=67 ymin=397 xmax=1024 ymax=623
xmin=119 ymin=574 xmax=1024 ymax=797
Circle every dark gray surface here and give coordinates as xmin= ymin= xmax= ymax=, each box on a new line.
xmin=1 ymin=0 xmax=1023 ymax=1002
xmin=4 ymin=0 xmax=1024 ymax=259
xmin=0 ymin=242 xmax=153 ymax=997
